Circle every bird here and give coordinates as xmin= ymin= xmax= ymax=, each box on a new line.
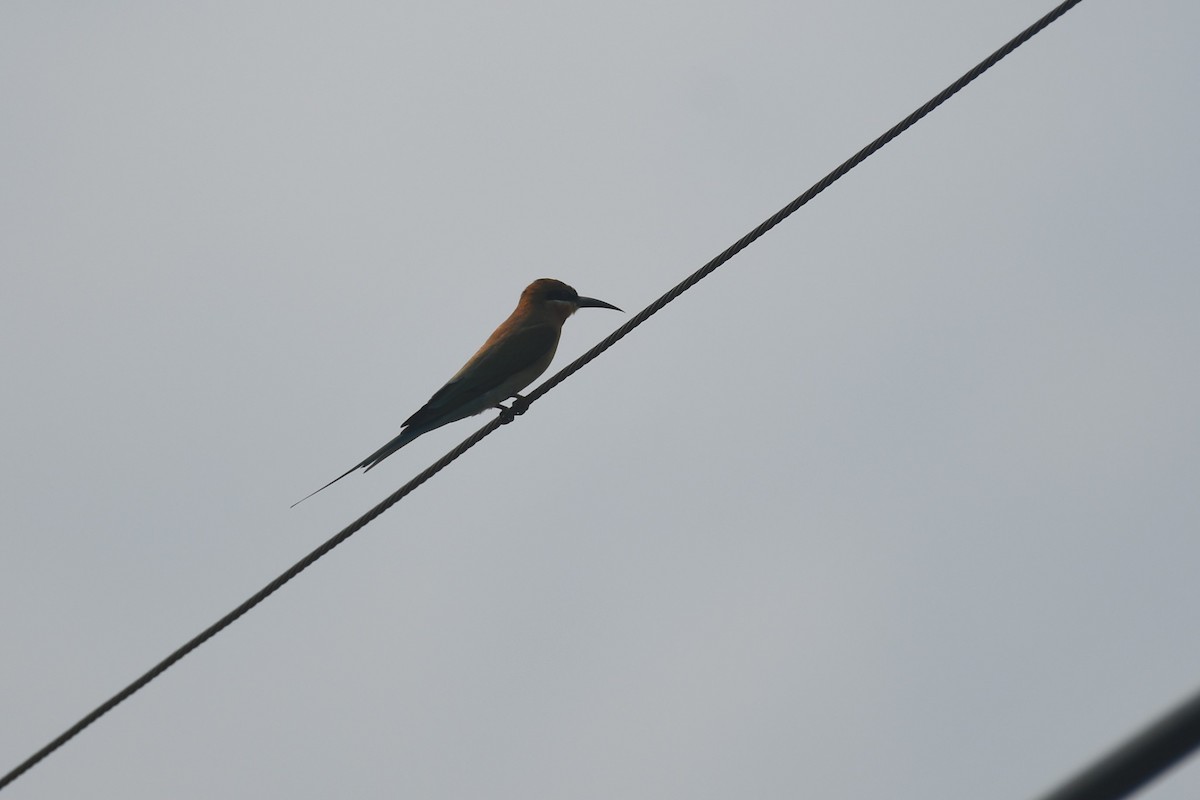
xmin=292 ymin=278 xmax=621 ymax=507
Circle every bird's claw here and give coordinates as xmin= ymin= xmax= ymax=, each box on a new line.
xmin=496 ymin=395 xmax=529 ymax=425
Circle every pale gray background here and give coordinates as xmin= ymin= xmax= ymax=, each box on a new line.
xmin=3 ymin=1 xmax=1199 ymax=798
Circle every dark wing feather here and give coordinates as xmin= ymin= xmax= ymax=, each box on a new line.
xmin=402 ymin=323 xmax=559 ymax=429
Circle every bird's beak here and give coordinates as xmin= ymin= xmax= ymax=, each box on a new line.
xmin=576 ymin=296 xmax=622 ymax=312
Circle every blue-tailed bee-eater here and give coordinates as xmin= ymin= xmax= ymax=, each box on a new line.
xmin=292 ymin=278 xmax=621 ymax=507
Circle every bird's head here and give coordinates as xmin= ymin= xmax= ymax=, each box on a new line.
xmin=522 ymin=278 xmax=622 ymax=323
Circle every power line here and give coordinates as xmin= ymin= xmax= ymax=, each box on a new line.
xmin=1032 ymin=685 xmax=1200 ymax=800
xmin=0 ymin=0 xmax=1087 ymax=791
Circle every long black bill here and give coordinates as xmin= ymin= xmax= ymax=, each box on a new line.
xmin=576 ymin=296 xmax=622 ymax=312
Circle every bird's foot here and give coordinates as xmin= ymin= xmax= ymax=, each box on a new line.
xmin=495 ymin=395 xmax=529 ymax=425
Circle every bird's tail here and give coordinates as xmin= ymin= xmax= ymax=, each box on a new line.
xmin=289 ymin=461 xmax=365 ymax=508
xmin=359 ymin=426 xmax=422 ymax=472
xmin=289 ymin=426 xmax=421 ymax=508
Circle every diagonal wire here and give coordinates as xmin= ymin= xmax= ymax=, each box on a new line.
xmin=1031 ymin=685 xmax=1200 ymax=800
xmin=526 ymin=0 xmax=1085 ymax=405
xmin=0 ymin=0 xmax=1085 ymax=791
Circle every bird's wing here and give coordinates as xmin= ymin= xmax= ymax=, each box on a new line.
xmin=403 ymin=323 xmax=559 ymax=429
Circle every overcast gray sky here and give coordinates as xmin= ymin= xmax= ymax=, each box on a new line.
xmin=3 ymin=1 xmax=1200 ymax=798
